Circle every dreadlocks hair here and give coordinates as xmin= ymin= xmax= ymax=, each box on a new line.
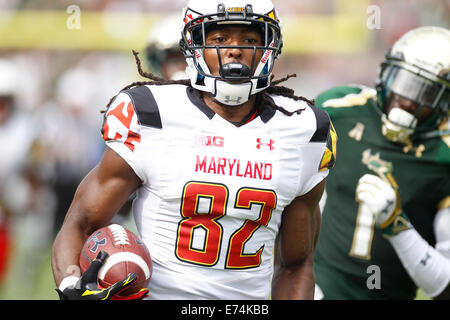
xmin=103 ymin=50 xmax=314 ymax=116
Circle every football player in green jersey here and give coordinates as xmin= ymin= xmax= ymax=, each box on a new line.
xmin=314 ymin=26 xmax=450 ymax=300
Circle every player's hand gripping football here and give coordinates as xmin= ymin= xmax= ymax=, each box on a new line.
xmin=356 ymin=174 xmax=411 ymax=237
xmin=56 ymin=251 xmax=148 ymax=300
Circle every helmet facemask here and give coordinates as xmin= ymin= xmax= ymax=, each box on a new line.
xmin=181 ymin=3 xmax=282 ymax=106
xmin=376 ymin=53 xmax=449 ymax=143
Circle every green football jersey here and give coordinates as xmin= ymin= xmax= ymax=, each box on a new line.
xmin=314 ymin=85 xmax=450 ymax=300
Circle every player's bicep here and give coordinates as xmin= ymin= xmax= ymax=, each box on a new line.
xmin=64 ymin=146 xmax=141 ymax=233
xmin=278 ymin=179 xmax=326 ymax=267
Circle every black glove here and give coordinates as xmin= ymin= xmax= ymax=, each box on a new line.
xmin=56 ymin=250 xmax=138 ymax=300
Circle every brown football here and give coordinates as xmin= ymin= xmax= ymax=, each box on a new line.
xmin=80 ymin=224 xmax=152 ymax=296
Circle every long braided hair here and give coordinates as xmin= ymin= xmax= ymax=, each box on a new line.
xmin=104 ymin=50 xmax=314 ymax=116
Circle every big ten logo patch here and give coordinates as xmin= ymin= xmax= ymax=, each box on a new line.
xmin=195 ymin=135 xmax=225 ymax=148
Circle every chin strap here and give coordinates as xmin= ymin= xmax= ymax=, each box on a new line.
xmin=205 ymin=77 xmax=254 ymax=106
xmin=381 ymin=108 xmax=418 ymax=143
xmin=416 ymin=128 xmax=450 ymax=140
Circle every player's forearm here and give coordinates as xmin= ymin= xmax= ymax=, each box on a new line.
xmin=51 ymin=217 xmax=87 ymax=286
xmin=388 ymin=228 xmax=450 ymax=299
xmin=52 ymin=155 xmax=136 ymax=286
xmin=271 ymin=254 xmax=315 ymax=299
xmin=51 ymin=194 xmax=102 ymax=287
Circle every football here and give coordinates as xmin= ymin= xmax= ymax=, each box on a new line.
xmin=80 ymin=224 xmax=152 ymax=296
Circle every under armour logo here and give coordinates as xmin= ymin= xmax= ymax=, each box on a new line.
xmin=224 ymin=96 xmax=242 ymax=104
xmin=257 ymin=138 xmax=275 ymax=150
xmin=420 ymin=252 xmax=431 ymax=266
xmin=381 ymin=200 xmax=394 ymax=214
xmin=88 ymin=231 xmax=107 ymax=253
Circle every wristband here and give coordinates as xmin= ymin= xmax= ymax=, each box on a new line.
xmin=58 ymin=276 xmax=80 ymax=291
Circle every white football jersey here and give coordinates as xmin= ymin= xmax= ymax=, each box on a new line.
xmin=102 ymin=84 xmax=336 ymax=299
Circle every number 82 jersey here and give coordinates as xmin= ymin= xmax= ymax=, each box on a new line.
xmin=102 ymin=84 xmax=336 ymax=299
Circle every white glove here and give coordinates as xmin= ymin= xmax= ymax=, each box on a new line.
xmin=356 ymin=174 xmax=401 ymax=229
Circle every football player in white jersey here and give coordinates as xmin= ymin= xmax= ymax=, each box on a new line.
xmin=52 ymin=0 xmax=337 ymax=300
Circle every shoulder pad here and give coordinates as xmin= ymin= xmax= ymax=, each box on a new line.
xmin=309 ymin=105 xmax=331 ymax=143
xmin=101 ymin=92 xmax=141 ymax=152
xmin=122 ymin=85 xmax=162 ymax=129
xmin=316 ymin=85 xmax=376 ymax=109
xmin=307 ymin=105 xmax=338 ymax=171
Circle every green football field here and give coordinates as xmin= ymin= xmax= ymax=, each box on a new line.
xmin=0 ymin=245 xmax=57 ymax=300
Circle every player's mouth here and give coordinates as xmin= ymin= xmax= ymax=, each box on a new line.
xmin=220 ymin=63 xmax=251 ymax=82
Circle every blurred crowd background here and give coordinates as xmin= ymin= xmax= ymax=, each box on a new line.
xmin=0 ymin=0 xmax=448 ymax=300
